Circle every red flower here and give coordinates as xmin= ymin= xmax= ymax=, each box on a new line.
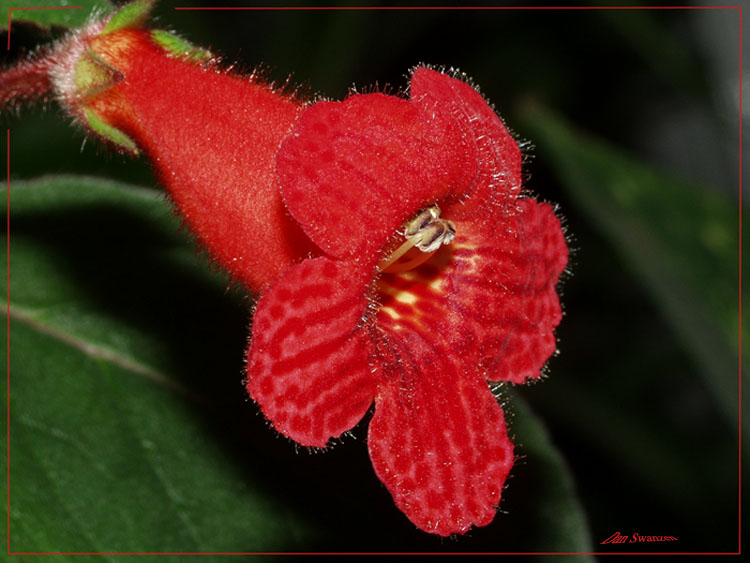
xmin=1 ymin=4 xmax=315 ymax=291
xmin=2 ymin=0 xmax=567 ymax=534
xmin=246 ymin=67 xmax=569 ymax=536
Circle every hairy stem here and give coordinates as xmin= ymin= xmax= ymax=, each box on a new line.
xmin=0 ymin=51 xmax=55 ymax=109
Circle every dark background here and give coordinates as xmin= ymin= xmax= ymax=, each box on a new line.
xmin=3 ymin=0 xmax=742 ymax=556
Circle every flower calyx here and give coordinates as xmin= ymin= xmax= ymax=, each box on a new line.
xmin=50 ymin=0 xmax=212 ymax=155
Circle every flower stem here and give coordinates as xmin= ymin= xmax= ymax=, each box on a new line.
xmin=0 ymin=52 xmax=55 ymax=109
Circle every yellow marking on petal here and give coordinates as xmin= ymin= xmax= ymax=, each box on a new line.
xmin=395 ymin=291 xmax=418 ymax=305
xmin=397 ymin=270 xmax=418 ymax=282
xmin=381 ymin=307 xmax=400 ymax=320
xmin=429 ymin=278 xmax=445 ymax=292
xmin=378 ymin=283 xmax=419 ymax=305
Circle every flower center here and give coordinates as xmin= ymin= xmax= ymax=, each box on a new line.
xmin=377 ymin=205 xmax=456 ymax=274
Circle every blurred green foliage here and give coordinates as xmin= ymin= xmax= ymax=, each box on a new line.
xmin=0 ymin=0 xmax=110 ymax=28
xmin=2 ymin=0 xmax=741 ymax=557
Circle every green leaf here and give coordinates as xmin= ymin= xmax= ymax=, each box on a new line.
xmin=5 ymin=175 xmax=591 ymax=553
xmin=5 ymin=176 xmax=318 ymax=554
xmin=519 ymin=102 xmax=741 ymax=432
xmin=502 ymin=392 xmax=595 ymax=558
xmin=1 ymin=0 xmax=111 ymax=29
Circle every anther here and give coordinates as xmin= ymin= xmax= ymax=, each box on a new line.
xmin=377 ymin=205 xmax=456 ymax=274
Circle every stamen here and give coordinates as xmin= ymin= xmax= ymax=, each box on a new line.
xmin=377 ymin=205 xmax=456 ymax=274
xmin=377 ymin=237 xmax=437 ymax=273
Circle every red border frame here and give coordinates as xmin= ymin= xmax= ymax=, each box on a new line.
xmin=4 ymin=3 xmax=743 ymax=557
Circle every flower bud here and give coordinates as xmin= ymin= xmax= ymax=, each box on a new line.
xmin=7 ymin=0 xmax=316 ymax=291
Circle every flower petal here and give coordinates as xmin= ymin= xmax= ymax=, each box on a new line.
xmin=410 ymin=67 xmax=522 ymax=221
xmin=376 ymin=198 xmax=567 ymax=384
xmin=277 ymin=93 xmax=478 ymax=259
xmin=368 ymin=334 xmax=514 ymax=536
xmin=246 ymin=257 xmax=379 ymax=447
xmin=452 ymin=199 xmax=568 ymax=382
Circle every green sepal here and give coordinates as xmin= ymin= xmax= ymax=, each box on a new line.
xmin=101 ymin=0 xmax=156 ymax=35
xmin=74 ymin=48 xmax=123 ymax=99
xmin=151 ymin=30 xmax=213 ymax=63
xmin=84 ymin=109 xmax=140 ymax=155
